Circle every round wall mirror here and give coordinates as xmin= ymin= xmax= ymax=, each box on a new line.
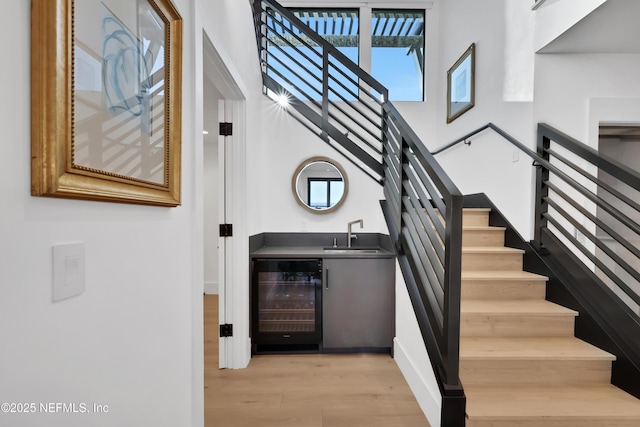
xmin=292 ymin=157 xmax=349 ymax=214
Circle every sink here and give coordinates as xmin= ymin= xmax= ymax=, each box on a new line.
xmin=323 ymin=247 xmax=380 ymax=254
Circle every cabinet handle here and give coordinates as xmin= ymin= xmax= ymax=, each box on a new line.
xmin=325 ymin=268 xmax=329 ymax=289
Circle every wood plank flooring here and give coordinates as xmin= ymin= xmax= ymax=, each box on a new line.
xmin=203 ymin=294 xmax=429 ymax=427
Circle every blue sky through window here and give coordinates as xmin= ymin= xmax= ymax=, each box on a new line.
xmin=266 ymin=8 xmax=424 ymax=102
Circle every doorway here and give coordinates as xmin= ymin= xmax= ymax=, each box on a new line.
xmin=202 ymin=33 xmax=251 ymax=369
xmin=596 ymin=125 xmax=640 ymax=315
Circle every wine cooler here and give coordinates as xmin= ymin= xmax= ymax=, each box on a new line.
xmin=251 ymin=259 xmax=322 ymax=352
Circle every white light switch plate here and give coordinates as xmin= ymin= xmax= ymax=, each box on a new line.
xmin=52 ymin=242 xmax=85 ymax=302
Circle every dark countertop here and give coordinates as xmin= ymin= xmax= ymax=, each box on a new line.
xmin=249 ymin=233 xmax=396 ymax=259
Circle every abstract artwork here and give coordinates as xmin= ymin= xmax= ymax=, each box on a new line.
xmin=31 ymin=0 xmax=182 ymax=206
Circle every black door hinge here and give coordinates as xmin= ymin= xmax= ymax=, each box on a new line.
xmin=220 ymin=324 xmax=233 ymax=337
xmin=219 ymin=122 xmax=233 ymax=136
xmin=219 ymin=224 xmax=233 ymax=237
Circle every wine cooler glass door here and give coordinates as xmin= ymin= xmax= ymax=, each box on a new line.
xmin=254 ymin=259 xmax=322 ymax=345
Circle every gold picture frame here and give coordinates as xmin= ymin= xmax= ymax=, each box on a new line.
xmin=446 ymin=43 xmax=475 ymax=124
xmin=31 ymin=0 xmax=182 ymax=206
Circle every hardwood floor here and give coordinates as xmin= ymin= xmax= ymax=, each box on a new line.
xmin=203 ymin=294 xmax=429 ymax=427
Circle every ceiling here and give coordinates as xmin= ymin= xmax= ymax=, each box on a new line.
xmin=538 ymin=0 xmax=640 ymax=54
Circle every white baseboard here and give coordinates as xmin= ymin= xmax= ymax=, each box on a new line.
xmin=394 ymin=337 xmax=442 ymax=427
xmin=203 ymin=281 xmax=219 ymax=295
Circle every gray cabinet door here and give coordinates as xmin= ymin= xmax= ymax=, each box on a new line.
xmin=322 ymin=258 xmax=395 ymax=350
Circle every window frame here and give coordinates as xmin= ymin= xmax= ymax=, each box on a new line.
xmin=280 ymin=3 xmax=428 ymax=103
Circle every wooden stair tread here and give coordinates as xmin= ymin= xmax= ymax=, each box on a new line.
xmin=465 ymin=384 xmax=640 ymax=419
xmin=460 ymin=337 xmax=616 ymax=361
xmin=463 ymin=226 xmax=506 ymax=231
xmin=461 ymin=299 xmax=578 ymax=315
xmin=462 ymin=246 xmax=525 ymax=254
xmin=462 ymin=270 xmax=548 ymax=281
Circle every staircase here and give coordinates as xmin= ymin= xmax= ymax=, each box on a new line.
xmin=459 ymin=208 xmax=640 ymax=426
xmin=251 ymin=1 xmax=640 ymax=425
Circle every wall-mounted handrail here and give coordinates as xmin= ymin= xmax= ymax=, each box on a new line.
xmin=432 ymin=122 xmax=535 ymax=158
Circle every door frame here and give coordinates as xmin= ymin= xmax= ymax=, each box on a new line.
xmin=203 ymin=35 xmax=251 ymax=369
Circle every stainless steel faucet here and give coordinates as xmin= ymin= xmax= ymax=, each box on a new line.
xmin=347 ymin=219 xmax=363 ymax=248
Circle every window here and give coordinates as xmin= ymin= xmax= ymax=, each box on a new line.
xmin=292 ymin=8 xmax=360 ymax=101
xmin=269 ymin=6 xmax=425 ymax=102
xmin=291 ymin=8 xmax=359 ymax=64
xmin=265 ymin=8 xmax=359 ymax=102
xmin=308 ymin=178 xmax=344 ymax=209
xmin=371 ymin=9 xmax=425 ymax=101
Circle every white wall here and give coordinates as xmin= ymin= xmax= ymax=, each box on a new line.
xmin=533 ymin=0 xmax=606 ymax=52
xmin=0 ymin=1 xmax=200 ymax=426
xmin=432 ymin=0 xmax=536 ymax=239
xmin=393 ymin=264 xmax=443 ymax=426
xmin=534 ymin=54 xmax=640 ymax=145
xmin=253 ymin=96 xmax=388 ymax=234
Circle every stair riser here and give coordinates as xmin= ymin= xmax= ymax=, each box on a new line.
xmin=463 ymin=212 xmax=490 ymax=227
xmin=460 ymin=360 xmax=612 ymax=386
xmin=463 ymin=230 xmax=505 ymax=247
xmin=461 ymin=281 xmax=547 ymax=300
xmin=461 ymin=314 xmax=576 ymax=337
xmin=462 ymin=253 xmax=523 ymax=271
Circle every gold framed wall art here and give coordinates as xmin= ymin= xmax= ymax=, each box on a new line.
xmin=31 ymin=0 xmax=182 ymax=206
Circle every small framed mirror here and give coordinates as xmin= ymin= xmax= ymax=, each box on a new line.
xmin=292 ymin=157 xmax=348 ymax=214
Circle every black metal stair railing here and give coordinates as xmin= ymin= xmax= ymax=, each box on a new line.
xmin=251 ymin=0 xmax=465 ymax=422
xmin=431 ymin=122 xmax=640 ymax=321
xmin=252 ymin=0 xmax=387 ymax=183
xmin=432 ymin=122 xmax=640 ymax=397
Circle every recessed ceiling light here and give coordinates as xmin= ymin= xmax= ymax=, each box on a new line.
xmin=203 ymin=130 xmax=209 ymax=135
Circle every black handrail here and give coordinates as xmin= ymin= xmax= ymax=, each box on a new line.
xmin=432 ymin=122 xmax=536 ymax=158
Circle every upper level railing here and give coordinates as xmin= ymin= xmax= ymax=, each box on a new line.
xmin=251 ymin=0 xmax=465 ymax=415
